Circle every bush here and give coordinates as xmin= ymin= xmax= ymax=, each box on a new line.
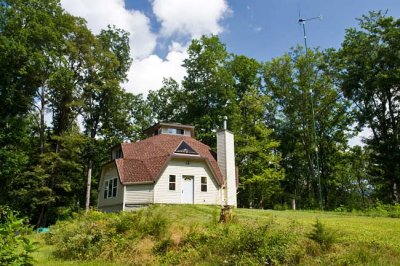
xmin=0 ymin=206 xmax=36 ymax=266
xmin=47 ymin=206 xmax=169 ymax=261
xmin=333 ymin=202 xmax=400 ymax=218
xmin=308 ymin=218 xmax=336 ymax=250
xmin=160 ymin=218 xmax=295 ymax=265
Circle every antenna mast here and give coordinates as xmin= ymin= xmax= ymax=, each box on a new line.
xmin=298 ymin=15 xmax=323 ymax=210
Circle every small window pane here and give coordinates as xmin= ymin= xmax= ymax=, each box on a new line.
xmin=169 ymin=175 xmax=176 ymax=190
xmin=201 ymin=177 xmax=207 ymax=192
xmin=108 ymin=181 xmax=112 ymax=197
xmin=104 ymin=181 xmax=109 ymax=199
xmin=112 ymin=187 xmax=117 ymax=197
xmin=113 ymin=178 xmax=117 ymax=186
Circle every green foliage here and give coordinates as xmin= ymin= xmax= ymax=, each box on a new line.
xmin=47 ymin=207 xmax=169 ymax=260
xmin=335 ymin=11 xmax=400 ymax=203
xmin=0 ymin=0 xmax=139 ymax=224
xmin=308 ymin=219 xmax=337 ymax=250
xmin=181 ymin=35 xmax=239 ymax=146
xmin=335 ymin=202 xmax=400 ymax=218
xmin=0 ymin=206 xmax=36 ymax=266
xmin=265 ymin=47 xmax=352 ymax=209
xmin=159 ymin=220 xmax=294 ymax=265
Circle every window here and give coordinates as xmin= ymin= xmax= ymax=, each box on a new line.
xmin=201 ymin=176 xmax=207 ymax=192
xmin=104 ymin=178 xmax=118 ymax=199
xmin=113 ymin=149 xmax=122 ymax=159
xmin=169 ymin=175 xmax=176 ymax=190
xmin=167 ymin=128 xmax=184 ymax=135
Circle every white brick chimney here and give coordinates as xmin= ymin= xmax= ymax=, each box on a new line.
xmin=217 ymin=117 xmax=237 ymax=206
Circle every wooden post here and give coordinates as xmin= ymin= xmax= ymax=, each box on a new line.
xmin=292 ymin=199 xmax=296 ymax=211
xmin=219 ymin=205 xmax=233 ymax=223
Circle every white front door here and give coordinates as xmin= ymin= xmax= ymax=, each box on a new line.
xmin=182 ymin=175 xmax=194 ymax=204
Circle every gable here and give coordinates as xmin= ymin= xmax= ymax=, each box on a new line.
xmin=174 ymin=141 xmax=198 ymax=155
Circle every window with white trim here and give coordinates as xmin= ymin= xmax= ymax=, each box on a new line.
xmin=169 ymin=175 xmax=176 ymax=190
xmin=201 ymin=176 xmax=207 ymax=192
xmin=103 ymin=178 xmax=118 ymax=199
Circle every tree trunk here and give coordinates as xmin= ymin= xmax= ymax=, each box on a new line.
xmin=393 ymin=180 xmax=399 ymax=203
xmin=40 ymin=86 xmax=45 ymax=154
xmin=36 ymin=205 xmax=45 ymax=228
xmin=357 ymin=175 xmax=366 ymax=208
xmin=85 ymin=159 xmax=93 ymax=213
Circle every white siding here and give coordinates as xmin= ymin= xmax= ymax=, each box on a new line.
xmin=125 ymin=184 xmax=154 ymax=204
xmin=154 ymin=158 xmax=221 ymax=205
xmin=217 ymin=130 xmax=237 ymax=206
xmin=97 ymin=165 xmax=124 ymax=210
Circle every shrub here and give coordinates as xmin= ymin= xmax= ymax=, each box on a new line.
xmin=48 ymin=206 xmax=169 ymax=261
xmin=169 ymin=218 xmax=294 ymax=265
xmin=308 ymin=218 xmax=336 ymax=250
xmin=0 ymin=206 xmax=36 ymax=266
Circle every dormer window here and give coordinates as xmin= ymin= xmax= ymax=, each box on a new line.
xmin=167 ymin=128 xmax=185 ymax=135
xmin=143 ymin=123 xmax=194 ymax=137
xmin=175 ymin=141 xmax=198 ymax=155
xmin=113 ymin=149 xmax=122 ymax=159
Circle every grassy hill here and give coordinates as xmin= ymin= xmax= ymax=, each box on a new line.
xmin=32 ymin=205 xmax=400 ymax=265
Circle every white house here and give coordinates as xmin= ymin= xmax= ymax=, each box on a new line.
xmin=97 ymin=122 xmax=237 ymax=212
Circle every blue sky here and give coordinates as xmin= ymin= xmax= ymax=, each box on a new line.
xmin=220 ymin=0 xmax=400 ymax=61
xmin=125 ymin=0 xmax=400 ymax=62
xmin=61 ymin=0 xmax=400 ymax=95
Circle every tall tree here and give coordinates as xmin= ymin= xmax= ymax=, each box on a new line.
xmin=81 ymin=26 xmax=132 ymax=212
xmin=0 ymin=0 xmax=89 ymax=224
xmin=181 ymin=35 xmax=239 ymax=145
xmin=265 ymin=48 xmax=351 ymax=209
xmin=335 ymin=11 xmax=400 ymax=203
xmin=147 ymin=78 xmax=185 ymax=124
xmin=236 ymin=87 xmax=284 ymax=208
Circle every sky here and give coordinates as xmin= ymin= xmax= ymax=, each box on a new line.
xmin=60 ymin=0 xmax=400 ymax=96
xmin=60 ymin=0 xmax=400 ymax=145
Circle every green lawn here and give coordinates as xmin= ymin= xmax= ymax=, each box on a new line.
xmin=237 ymin=208 xmax=400 ymax=249
xmin=31 ymin=205 xmax=400 ymax=265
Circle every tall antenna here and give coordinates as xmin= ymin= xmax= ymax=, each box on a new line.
xmin=298 ymin=15 xmax=323 ymax=210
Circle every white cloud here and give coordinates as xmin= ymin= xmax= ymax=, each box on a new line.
xmin=348 ymin=127 xmax=371 ymax=147
xmin=152 ymin=0 xmax=231 ymax=38
xmin=60 ymin=0 xmax=156 ymax=59
xmin=252 ymin=25 xmax=262 ymax=33
xmin=61 ymin=0 xmax=231 ymax=96
xmin=125 ymin=43 xmax=187 ymax=95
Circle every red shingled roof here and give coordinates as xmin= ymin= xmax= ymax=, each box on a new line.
xmin=115 ymin=134 xmax=224 ymax=186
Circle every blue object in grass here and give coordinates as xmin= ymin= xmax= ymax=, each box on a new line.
xmin=37 ymin=227 xmax=49 ymax=233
